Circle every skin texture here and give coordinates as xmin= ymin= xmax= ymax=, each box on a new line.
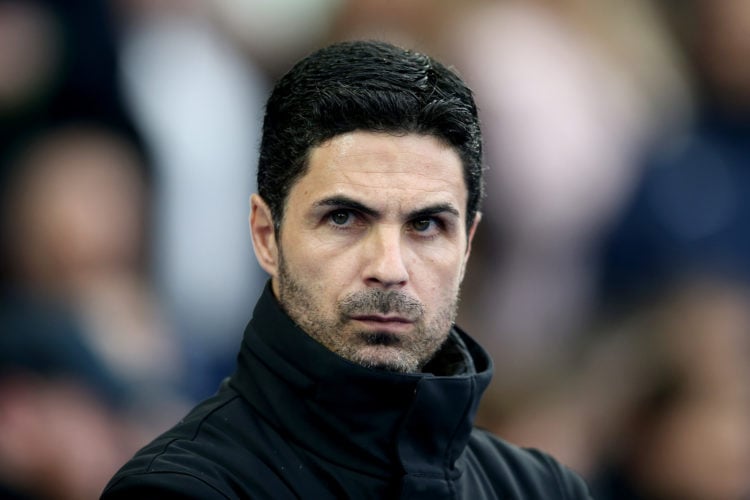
xmin=250 ymin=131 xmax=479 ymax=373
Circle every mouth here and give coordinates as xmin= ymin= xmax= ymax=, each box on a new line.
xmin=349 ymin=314 xmax=415 ymax=333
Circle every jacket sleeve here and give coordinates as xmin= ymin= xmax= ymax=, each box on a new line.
xmin=101 ymin=471 xmax=230 ymax=500
xmin=526 ymin=449 xmax=594 ymax=499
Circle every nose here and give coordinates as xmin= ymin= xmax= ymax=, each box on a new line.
xmin=362 ymin=225 xmax=409 ymax=288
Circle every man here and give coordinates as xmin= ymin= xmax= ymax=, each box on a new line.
xmin=102 ymin=40 xmax=592 ymax=499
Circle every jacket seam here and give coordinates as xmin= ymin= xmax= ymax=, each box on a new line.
xmin=540 ymin=451 xmax=567 ymax=499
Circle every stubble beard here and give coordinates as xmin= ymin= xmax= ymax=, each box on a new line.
xmin=276 ymin=253 xmax=459 ymax=373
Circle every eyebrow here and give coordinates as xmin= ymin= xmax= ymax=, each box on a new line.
xmin=313 ymin=196 xmax=460 ymax=220
xmin=407 ymin=203 xmax=460 ymax=220
xmin=314 ymin=196 xmax=379 ymax=217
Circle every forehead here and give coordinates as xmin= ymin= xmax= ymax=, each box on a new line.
xmin=290 ymin=131 xmax=468 ymax=211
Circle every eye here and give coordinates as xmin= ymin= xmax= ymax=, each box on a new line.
xmin=412 ymin=218 xmax=434 ymax=232
xmin=410 ymin=217 xmax=446 ymax=237
xmin=329 ymin=210 xmax=353 ymax=226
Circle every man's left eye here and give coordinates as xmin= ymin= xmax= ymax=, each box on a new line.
xmin=412 ymin=218 xmax=434 ymax=232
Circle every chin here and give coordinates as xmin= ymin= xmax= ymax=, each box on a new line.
xmin=352 ymin=345 xmax=419 ymax=373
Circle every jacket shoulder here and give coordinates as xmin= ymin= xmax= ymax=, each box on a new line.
xmin=102 ymin=471 xmax=230 ymax=499
xmin=102 ymin=388 xmax=297 ymax=499
xmin=466 ymin=429 xmax=593 ymax=499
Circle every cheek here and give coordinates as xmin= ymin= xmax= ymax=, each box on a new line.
xmin=416 ymin=246 xmax=466 ymax=280
xmin=413 ymin=253 xmax=465 ymax=299
xmin=285 ymin=241 xmax=357 ymax=294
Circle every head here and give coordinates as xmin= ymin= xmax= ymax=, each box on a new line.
xmin=250 ymin=40 xmax=484 ymax=373
xmin=0 ymin=124 xmax=149 ymax=295
xmin=257 ymin=40 xmax=483 ymax=231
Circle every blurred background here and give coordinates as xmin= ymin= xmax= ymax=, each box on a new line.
xmin=0 ymin=0 xmax=749 ymax=498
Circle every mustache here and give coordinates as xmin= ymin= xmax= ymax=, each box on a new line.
xmin=339 ymin=290 xmax=424 ymax=319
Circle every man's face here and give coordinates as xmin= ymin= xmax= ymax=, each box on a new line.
xmin=251 ymin=131 xmax=479 ymax=373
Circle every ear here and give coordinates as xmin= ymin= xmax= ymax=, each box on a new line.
xmin=249 ymin=194 xmax=279 ymax=278
xmin=460 ymin=212 xmax=482 ymax=281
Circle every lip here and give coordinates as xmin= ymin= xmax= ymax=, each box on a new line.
xmin=349 ymin=315 xmax=415 ymax=332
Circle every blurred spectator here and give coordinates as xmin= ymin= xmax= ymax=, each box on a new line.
xmin=0 ymin=299 xmax=140 ymax=500
xmin=116 ymin=0 xmax=270 ymax=396
xmin=598 ymin=0 xmax=750 ymax=309
xmin=0 ymin=0 xmax=190 ymax=412
xmin=0 ymin=0 xmax=60 ymax=116
xmin=587 ymin=279 xmax=750 ymax=500
xmin=0 ymin=124 xmax=189 ymax=424
xmin=0 ymin=0 xmax=142 ymax=174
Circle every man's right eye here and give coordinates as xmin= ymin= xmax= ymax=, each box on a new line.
xmin=329 ymin=210 xmax=351 ymax=226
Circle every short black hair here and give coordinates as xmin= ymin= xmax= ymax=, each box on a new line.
xmin=257 ymin=40 xmax=484 ymax=230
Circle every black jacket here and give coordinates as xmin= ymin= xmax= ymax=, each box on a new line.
xmin=102 ymin=284 xmax=592 ymax=499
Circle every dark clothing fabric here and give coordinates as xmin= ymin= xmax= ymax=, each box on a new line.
xmin=102 ymin=284 xmax=591 ymax=499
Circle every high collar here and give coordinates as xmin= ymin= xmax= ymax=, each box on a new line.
xmin=230 ymin=283 xmax=493 ymax=479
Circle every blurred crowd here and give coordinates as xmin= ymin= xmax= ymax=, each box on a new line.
xmin=0 ymin=0 xmax=749 ymax=498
